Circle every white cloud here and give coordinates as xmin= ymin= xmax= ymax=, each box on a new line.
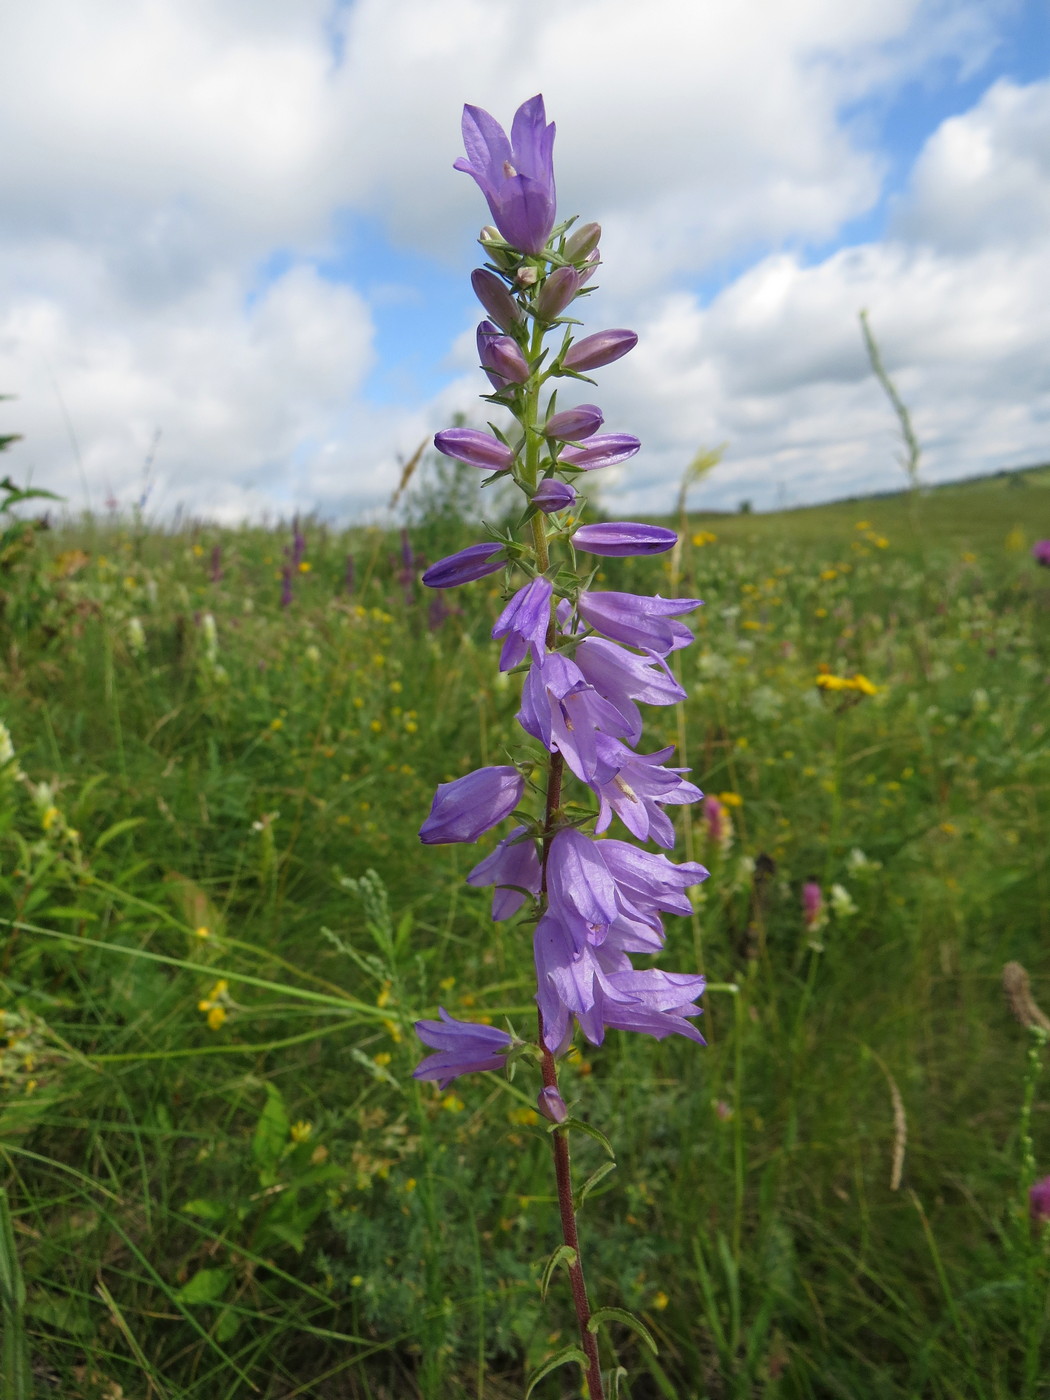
xmin=0 ymin=0 xmax=1045 ymax=520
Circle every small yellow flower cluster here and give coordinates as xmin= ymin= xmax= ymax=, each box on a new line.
xmin=691 ymin=531 xmax=718 ymax=547
xmin=198 ymin=979 xmax=231 ymax=1030
xmin=816 ymin=672 xmax=878 ymax=696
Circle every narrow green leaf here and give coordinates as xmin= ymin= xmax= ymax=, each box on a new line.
xmin=180 ymin=1198 xmax=227 ymax=1222
xmin=573 ymin=1159 xmax=617 ymax=1213
xmin=174 ymin=1267 xmax=233 ymax=1305
xmin=588 ymin=1305 xmax=658 ymax=1355
xmin=94 ymin=817 xmax=146 ymax=851
xmin=539 ymin=1243 xmax=577 ymax=1301
xmin=524 ymin=1344 xmax=588 ymax=1398
xmin=556 ymin=1115 xmax=616 ymax=1160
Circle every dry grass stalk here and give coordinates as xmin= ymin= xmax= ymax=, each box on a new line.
xmin=1002 ymin=961 xmax=1050 ymax=1033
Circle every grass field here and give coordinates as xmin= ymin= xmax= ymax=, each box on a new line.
xmin=1 ymin=461 xmax=1048 ymax=1398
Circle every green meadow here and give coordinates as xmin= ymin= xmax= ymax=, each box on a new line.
xmin=1 ymin=462 xmax=1048 ymax=1398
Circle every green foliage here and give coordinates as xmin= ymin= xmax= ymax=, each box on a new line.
xmin=0 ymin=481 xmax=1047 ymax=1396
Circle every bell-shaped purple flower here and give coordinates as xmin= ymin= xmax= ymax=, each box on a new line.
xmin=434 ymin=427 xmax=515 ymax=472
xmin=467 ymin=825 xmax=541 ymax=920
xmin=470 ymin=268 xmax=520 ymax=332
xmin=477 ymin=321 xmax=530 ymax=388
xmin=559 ymin=434 xmax=641 ymax=472
xmin=537 ymin=1085 xmax=569 ymax=1124
xmin=544 ymin=404 xmax=603 ymax=441
xmin=536 ymin=266 xmax=580 ymax=321
xmin=413 ymin=1007 xmax=513 ymax=1088
xmin=419 ymin=765 xmax=524 ymax=844
xmin=563 ymin=330 xmax=637 ymax=373
xmin=533 ymin=478 xmax=577 ymax=514
xmin=491 ymin=575 xmax=553 ymax=670
xmin=592 ymin=738 xmax=702 ymax=847
xmin=546 ymin=828 xmax=620 ymax=945
xmin=578 ymin=249 xmax=600 ymax=286
xmin=518 ymin=652 xmax=630 ymax=786
xmin=572 ymin=523 xmax=677 ymax=557
xmin=577 ymin=591 xmax=702 ymax=655
xmin=422 ymin=542 xmax=504 ymax=589
xmin=455 ymin=96 xmax=557 ymax=255
xmin=598 ymin=840 xmax=709 ymax=920
xmin=572 ymin=637 xmax=686 ymax=744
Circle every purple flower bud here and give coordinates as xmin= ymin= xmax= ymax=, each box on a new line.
xmin=422 ymin=542 xmax=504 ymax=589
xmin=492 ymin=575 xmax=553 ymax=670
xmin=802 ymin=881 xmax=823 ymax=928
xmin=578 ymin=249 xmax=600 ymax=286
xmin=560 ymin=434 xmax=641 ymax=472
xmin=470 ymin=268 xmax=520 ymax=332
xmin=467 ymin=825 xmax=541 ymax=920
xmin=544 ymin=404 xmax=603 ymax=441
xmin=537 ymin=1086 xmax=569 ymax=1124
xmin=419 ymin=765 xmax=525 ymax=845
xmin=434 ymin=427 xmax=515 ymax=472
xmin=413 ymin=1008 xmax=513 ymax=1089
xmin=563 ymin=329 xmax=637 ymax=373
xmin=577 ymin=591 xmax=702 ymax=654
xmin=535 ymin=266 xmax=580 ymax=321
xmin=1031 ymin=1175 xmax=1050 ymax=1225
xmin=210 ymin=544 xmax=223 ymax=583
xmin=455 ymin=96 xmax=557 ymax=255
xmin=572 ymin=523 xmax=677 ymax=557
xmin=533 ymin=478 xmax=576 ymax=514
xmin=564 ymin=222 xmax=601 ymax=262
xmin=477 ymin=321 xmax=530 ymax=386
xmin=1032 ymin=540 xmax=1050 ymax=568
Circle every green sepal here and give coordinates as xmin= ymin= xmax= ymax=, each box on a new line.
xmin=588 ymin=1305 xmax=659 ymax=1355
xmin=539 ymin=1243 xmax=577 ymax=1300
xmin=524 ymin=1343 xmax=588 ymax=1398
xmin=573 ymin=1159 xmax=617 ymax=1213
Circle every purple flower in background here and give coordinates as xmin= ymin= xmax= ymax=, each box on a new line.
xmin=467 ymin=825 xmax=542 ymax=920
xmin=471 ymin=268 xmax=520 ymax=332
xmin=802 ymin=880 xmax=823 ymax=928
xmin=544 ymin=404 xmax=603 ymax=441
xmin=413 ymin=1008 xmax=513 ymax=1088
xmin=210 ymin=544 xmax=223 ymax=583
xmin=572 ymin=522 xmax=678 ymax=557
xmin=455 ymin=95 xmax=557 ymax=255
xmin=533 ymin=478 xmax=577 ymax=514
xmin=422 ymin=542 xmax=504 ymax=589
xmin=291 ymin=517 xmax=306 ymax=569
xmin=434 ymin=427 xmax=516 ymax=472
xmin=492 ymin=575 xmax=553 ymax=670
xmin=592 ymin=738 xmax=703 ymax=848
xmin=477 ymin=321 xmax=530 ymax=387
xmin=1032 ymin=540 xmax=1050 ymax=568
xmin=578 ymin=591 xmax=702 ymax=655
xmin=1031 ymin=1175 xmax=1050 ymax=1225
xmin=280 ymin=563 xmax=294 ymax=609
xmin=563 ymin=329 xmax=637 ymax=373
xmin=419 ymin=765 xmax=524 ymax=845
xmin=344 ymin=554 xmax=355 ymax=595
xmin=560 ymin=434 xmax=641 ymax=472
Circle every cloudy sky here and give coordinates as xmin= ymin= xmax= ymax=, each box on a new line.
xmin=1 ymin=0 xmax=1048 ymax=522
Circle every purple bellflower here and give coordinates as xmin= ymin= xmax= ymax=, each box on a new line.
xmin=533 ymin=478 xmax=577 ymax=513
xmin=562 ymin=329 xmax=637 ymax=373
xmin=455 ymin=95 xmax=557 ymax=255
xmin=560 ymin=434 xmax=641 ymax=472
xmin=572 ymin=637 xmax=686 ymax=745
xmin=434 ymin=427 xmax=515 ymax=472
xmin=419 ymin=765 xmax=524 ymax=844
xmin=413 ymin=1008 xmax=514 ymax=1089
xmin=477 ymin=321 xmax=530 ymax=386
xmin=492 ymin=575 xmax=554 ymax=670
xmin=467 ymin=825 xmax=542 ymax=920
xmin=471 ymin=268 xmax=520 ymax=331
xmin=578 ymin=590 xmax=702 ymax=655
xmin=545 ymin=404 xmax=604 ymax=441
xmin=572 ymin=522 xmax=678 ymax=557
xmin=592 ymin=738 xmax=703 ymax=848
xmin=518 ymin=651 xmax=631 ymax=786
xmin=422 ymin=542 xmax=505 ymax=589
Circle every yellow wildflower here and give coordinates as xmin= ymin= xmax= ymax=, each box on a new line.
xmin=298 ymin=560 xmax=312 ymax=573
xmin=691 ymin=530 xmax=718 ymax=547
xmin=289 ymin=1120 xmax=313 ymax=1143
xmin=718 ymin=791 xmax=743 ymax=807
xmin=653 ymin=1291 xmax=670 ymax=1311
